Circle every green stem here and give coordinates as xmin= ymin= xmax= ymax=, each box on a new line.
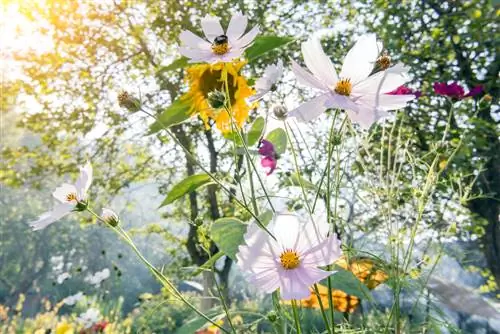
xmin=291 ymin=300 xmax=302 ymax=334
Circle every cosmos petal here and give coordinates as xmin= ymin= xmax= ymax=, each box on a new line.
xmin=272 ymin=213 xmax=301 ymax=249
xmin=279 ymin=269 xmax=313 ymax=300
xmin=53 ymin=183 xmax=78 ymax=203
xmin=302 ymin=233 xmax=342 ymax=266
xmin=301 ymin=38 xmax=338 ymax=87
xmin=233 ymin=25 xmax=259 ymax=49
xmin=226 ymin=12 xmax=248 ymax=41
xmin=179 ymin=30 xmax=211 ymax=50
xmin=288 ymin=93 xmax=331 ymax=122
xmin=29 ymin=202 xmax=73 ymax=231
xmin=75 ymin=161 xmax=92 ymax=200
xmin=340 ymin=34 xmax=379 ymax=84
xmin=200 ymin=15 xmax=224 ymax=42
xmin=291 ymin=59 xmax=327 ymax=91
xmin=354 ymin=63 xmax=410 ymax=95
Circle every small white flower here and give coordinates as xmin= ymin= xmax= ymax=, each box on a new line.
xmin=85 ymin=268 xmax=110 ymax=287
xmin=63 ymin=291 xmax=84 ymax=306
xmin=101 ymin=208 xmax=119 ymax=226
xmin=78 ymin=308 xmax=100 ymax=328
xmin=179 ymin=12 xmax=260 ymax=64
xmin=236 ymin=213 xmax=342 ymax=300
xmin=56 ymin=272 xmax=71 ymax=284
xmin=290 ymin=34 xmax=415 ymax=128
xmin=248 ymin=60 xmax=284 ymax=102
xmin=29 ymin=161 xmax=93 ymax=231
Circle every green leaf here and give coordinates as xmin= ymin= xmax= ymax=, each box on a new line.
xmin=211 ymin=217 xmax=247 ymax=260
xmin=284 ymin=172 xmax=320 ymax=193
xmin=329 ymin=268 xmax=372 ymax=299
xmin=157 ymin=57 xmax=189 ymax=73
xmin=174 ymin=308 xmax=223 ymax=334
xmin=247 ymin=117 xmax=266 ymax=146
xmin=159 ymin=174 xmax=213 ymax=207
xmin=245 ymin=35 xmax=295 ymax=61
xmin=222 ymin=131 xmax=244 ymax=146
xmin=265 ymin=128 xmax=287 ymax=155
xmin=149 ymin=99 xmax=191 ymax=134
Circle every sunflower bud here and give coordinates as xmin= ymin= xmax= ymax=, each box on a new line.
xmin=271 ymin=104 xmax=287 ymax=120
xmin=118 ymin=91 xmax=141 ymax=113
xmin=207 ymin=90 xmax=227 ymax=109
xmin=101 ymin=208 xmax=119 ymax=227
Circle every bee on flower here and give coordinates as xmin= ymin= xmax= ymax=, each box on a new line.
xmin=290 ymin=34 xmax=415 ymax=128
xmin=179 ymin=12 xmax=260 ymax=64
xmin=29 ymin=161 xmax=92 ymax=231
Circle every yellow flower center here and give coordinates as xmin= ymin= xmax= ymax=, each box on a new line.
xmin=212 ymin=35 xmax=229 ymax=55
xmin=66 ymin=193 xmax=77 ymax=202
xmin=280 ymin=249 xmax=300 ymax=270
xmin=334 ymin=78 xmax=352 ymax=96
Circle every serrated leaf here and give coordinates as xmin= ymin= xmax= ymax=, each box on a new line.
xmin=149 ymin=99 xmax=191 ymax=134
xmin=160 ymin=174 xmax=213 ymax=207
xmin=247 ymin=117 xmax=266 ymax=146
xmin=265 ymin=128 xmax=287 ymax=155
xmin=211 ymin=217 xmax=247 ymax=260
xmin=245 ymin=36 xmax=295 ymax=61
xmin=329 ymin=268 xmax=372 ymax=299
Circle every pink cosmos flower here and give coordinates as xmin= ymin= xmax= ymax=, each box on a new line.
xmin=387 ymin=85 xmax=422 ymax=99
xmin=433 ymin=82 xmax=483 ymax=100
xmin=258 ymin=139 xmax=278 ymax=175
xmin=236 ymin=213 xmax=342 ymax=300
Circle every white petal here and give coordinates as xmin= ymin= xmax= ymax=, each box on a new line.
xmin=357 ymin=93 xmax=415 ymax=111
xmin=226 ymin=12 xmax=248 ymax=41
xmin=75 ymin=161 xmax=92 ymax=200
xmin=295 ymin=218 xmax=331 ymax=253
xmin=340 ymin=34 xmax=379 ymax=84
xmin=220 ymin=48 xmax=244 ymax=62
xmin=279 ymin=269 xmax=312 ymax=300
xmin=179 ymin=30 xmax=211 ymax=49
xmin=291 ymin=59 xmax=327 ymax=91
xmin=294 ymin=266 xmax=333 ymax=287
xmin=179 ymin=46 xmax=213 ymax=62
xmin=288 ymin=93 xmax=331 ymax=122
xmin=354 ymin=63 xmax=410 ymax=95
xmin=346 ymin=106 xmax=388 ymax=129
xmin=324 ymin=94 xmax=360 ymax=112
xmin=301 ymin=38 xmax=338 ymax=87
xmin=53 ymin=183 xmax=78 ymax=203
xmin=301 ymin=233 xmax=342 ymax=267
xmin=247 ymin=267 xmax=281 ymax=293
xmin=29 ymin=203 xmax=73 ymax=231
xmin=200 ymin=15 xmax=224 ymax=42
xmin=233 ymin=25 xmax=259 ymax=49
xmin=272 ymin=213 xmax=301 ymax=250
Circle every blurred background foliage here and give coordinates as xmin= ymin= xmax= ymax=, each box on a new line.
xmin=0 ymin=0 xmax=498 ymax=332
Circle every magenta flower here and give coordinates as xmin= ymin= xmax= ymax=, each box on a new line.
xmin=236 ymin=213 xmax=342 ymax=300
xmin=258 ymin=139 xmax=278 ymax=175
xmin=387 ymin=85 xmax=422 ymax=99
xmin=433 ymin=82 xmax=483 ymax=100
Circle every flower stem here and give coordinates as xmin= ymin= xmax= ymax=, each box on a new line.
xmin=291 ymin=300 xmax=302 ymax=334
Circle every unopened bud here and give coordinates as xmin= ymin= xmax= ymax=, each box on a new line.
xmin=207 ymin=90 xmax=227 ymax=109
xmin=118 ymin=91 xmax=141 ymax=113
xmin=101 ymin=208 xmax=119 ymax=227
xmin=271 ymin=104 xmax=287 ymax=120
xmin=375 ymin=50 xmax=391 ymax=72
xmin=267 ymin=310 xmax=278 ymax=323
xmin=483 ymin=94 xmax=492 ymax=102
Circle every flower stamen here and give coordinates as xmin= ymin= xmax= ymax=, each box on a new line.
xmin=66 ymin=193 xmax=77 ymax=202
xmin=280 ymin=249 xmax=300 ymax=270
xmin=212 ymin=35 xmax=229 ymax=55
xmin=334 ymin=78 xmax=352 ymax=96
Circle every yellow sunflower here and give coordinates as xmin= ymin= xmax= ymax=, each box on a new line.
xmin=182 ymin=61 xmax=254 ymax=133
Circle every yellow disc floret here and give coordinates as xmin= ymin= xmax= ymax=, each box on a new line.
xmin=334 ymin=78 xmax=352 ymax=96
xmin=66 ymin=193 xmax=77 ymax=202
xmin=280 ymin=249 xmax=300 ymax=270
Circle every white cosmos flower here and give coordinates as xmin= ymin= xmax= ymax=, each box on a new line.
xmin=29 ymin=161 xmax=93 ymax=231
xmin=78 ymin=308 xmax=100 ymax=328
xmin=63 ymin=291 xmax=84 ymax=306
xmin=85 ymin=268 xmax=110 ymax=287
xmin=236 ymin=213 xmax=342 ymax=300
xmin=248 ymin=59 xmax=284 ymax=102
xmin=179 ymin=12 xmax=259 ymax=64
xmin=290 ymin=34 xmax=415 ymax=128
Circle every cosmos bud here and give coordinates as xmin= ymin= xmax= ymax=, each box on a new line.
xmin=267 ymin=311 xmax=278 ymax=323
xmin=118 ymin=91 xmax=141 ymax=113
xmin=271 ymin=104 xmax=287 ymax=120
xmin=207 ymin=90 xmax=227 ymax=109
xmin=101 ymin=208 xmax=119 ymax=227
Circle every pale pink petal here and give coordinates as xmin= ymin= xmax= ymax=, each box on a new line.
xmin=179 ymin=30 xmax=211 ymax=50
xmin=288 ymin=93 xmax=331 ymax=122
xmin=53 ymin=183 xmax=78 ymax=203
xmin=226 ymin=12 xmax=247 ymax=41
xmin=30 ymin=202 xmax=73 ymax=231
xmin=353 ymin=63 xmax=410 ymax=96
xmin=200 ymin=15 xmax=224 ymax=42
xmin=294 ymin=266 xmax=333 ymax=287
xmin=220 ymin=48 xmax=244 ymax=62
xmin=233 ymin=25 xmax=259 ymax=49
xmin=357 ymin=93 xmax=415 ymax=111
xmin=290 ymin=59 xmax=327 ymax=91
xmin=178 ymin=47 xmax=213 ymax=62
xmin=346 ymin=106 xmax=389 ymax=129
xmin=325 ymin=94 xmax=360 ymax=113
xmin=279 ymin=269 xmax=312 ymax=300
xmin=272 ymin=213 xmax=301 ymax=250
xmin=75 ymin=161 xmax=92 ymax=201
xmin=295 ymin=218 xmax=330 ymax=253
xmin=247 ymin=267 xmax=281 ymax=293
xmin=301 ymin=38 xmax=338 ymax=87
xmin=340 ymin=34 xmax=378 ymax=84
xmin=301 ymin=233 xmax=342 ymax=267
